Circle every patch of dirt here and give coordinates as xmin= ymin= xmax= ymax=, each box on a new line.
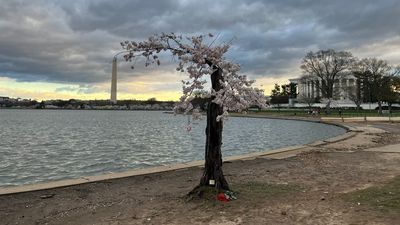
xmin=1 ymin=122 xmax=400 ymax=225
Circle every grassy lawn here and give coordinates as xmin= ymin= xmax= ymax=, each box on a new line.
xmin=232 ymin=182 xmax=303 ymax=200
xmin=189 ymin=182 xmax=302 ymax=204
xmin=343 ymin=176 xmax=400 ymax=212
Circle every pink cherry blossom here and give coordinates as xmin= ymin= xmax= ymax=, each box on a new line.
xmin=120 ymin=33 xmax=266 ymax=121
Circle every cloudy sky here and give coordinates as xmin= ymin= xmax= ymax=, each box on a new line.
xmin=1 ymin=0 xmax=399 ymax=101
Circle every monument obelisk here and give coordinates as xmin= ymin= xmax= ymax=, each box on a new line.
xmin=110 ymin=57 xmax=117 ymax=104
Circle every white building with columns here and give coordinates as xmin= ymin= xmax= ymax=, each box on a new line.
xmin=286 ymin=75 xmax=400 ymax=109
xmin=290 ymin=76 xmax=358 ymax=101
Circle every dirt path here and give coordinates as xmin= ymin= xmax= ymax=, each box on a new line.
xmin=1 ymin=121 xmax=399 ymax=225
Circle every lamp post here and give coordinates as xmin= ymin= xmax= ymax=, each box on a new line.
xmin=110 ymin=51 xmax=130 ymax=104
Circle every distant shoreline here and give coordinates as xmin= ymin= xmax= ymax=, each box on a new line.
xmin=0 ymin=107 xmax=174 ymax=111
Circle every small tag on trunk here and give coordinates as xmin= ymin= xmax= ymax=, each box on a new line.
xmin=209 ymin=179 xmax=215 ymax=186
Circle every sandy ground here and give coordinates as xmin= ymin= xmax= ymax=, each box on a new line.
xmin=1 ymin=121 xmax=400 ymax=225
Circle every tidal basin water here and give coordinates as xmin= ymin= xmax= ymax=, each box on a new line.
xmin=0 ymin=109 xmax=346 ymax=187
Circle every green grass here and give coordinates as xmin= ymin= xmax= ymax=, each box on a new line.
xmin=189 ymin=185 xmax=220 ymax=201
xmin=232 ymin=182 xmax=303 ymax=200
xmin=188 ymin=182 xmax=302 ymax=205
xmin=343 ymin=176 xmax=400 ymax=212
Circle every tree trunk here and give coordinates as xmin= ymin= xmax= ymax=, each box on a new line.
xmin=198 ymin=67 xmax=230 ymax=191
xmin=356 ymin=78 xmax=361 ymax=111
xmin=378 ymin=100 xmax=382 ymax=115
xmin=325 ymin=99 xmax=331 ymax=114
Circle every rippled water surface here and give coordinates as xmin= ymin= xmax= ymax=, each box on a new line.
xmin=0 ymin=109 xmax=346 ymax=186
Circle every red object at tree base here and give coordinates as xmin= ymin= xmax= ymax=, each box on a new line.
xmin=216 ymin=193 xmax=228 ymax=202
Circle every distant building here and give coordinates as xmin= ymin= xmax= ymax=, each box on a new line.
xmin=289 ymin=75 xmax=358 ymax=104
xmin=0 ymin=96 xmax=10 ymax=102
xmin=44 ymin=105 xmax=59 ymax=109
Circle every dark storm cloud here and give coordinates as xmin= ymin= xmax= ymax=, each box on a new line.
xmin=0 ymin=0 xmax=399 ymax=84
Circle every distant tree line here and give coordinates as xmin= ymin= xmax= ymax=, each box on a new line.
xmin=0 ymin=99 xmax=39 ymax=108
xmin=0 ymin=98 xmax=176 ymax=109
xmin=270 ymin=83 xmax=297 ymax=107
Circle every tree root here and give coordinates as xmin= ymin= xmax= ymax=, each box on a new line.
xmin=186 ymin=184 xmax=230 ymax=201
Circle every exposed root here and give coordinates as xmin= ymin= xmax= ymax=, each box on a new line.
xmin=186 ymin=185 xmax=229 ymax=201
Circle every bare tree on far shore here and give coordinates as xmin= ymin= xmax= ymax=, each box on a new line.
xmin=352 ymin=58 xmax=400 ymax=114
xmin=297 ymin=93 xmax=316 ymax=113
xmin=300 ymin=49 xmax=354 ymax=113
xmin=340 ymin=79 xmax=362 ymax=110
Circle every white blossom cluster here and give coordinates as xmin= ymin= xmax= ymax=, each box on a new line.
xmin=121 ymin=33 xmax=266 ymax=121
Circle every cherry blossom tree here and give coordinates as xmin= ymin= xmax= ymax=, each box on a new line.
xmin=120 ymin=33 xmax=266 ymax=192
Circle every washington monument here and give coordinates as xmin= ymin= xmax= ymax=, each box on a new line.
xmin=110 ymin=57 xmax=117 ymax=104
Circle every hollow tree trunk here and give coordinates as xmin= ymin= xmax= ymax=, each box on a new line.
xmin=198 ymin=66 xmax=229 ymax=191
